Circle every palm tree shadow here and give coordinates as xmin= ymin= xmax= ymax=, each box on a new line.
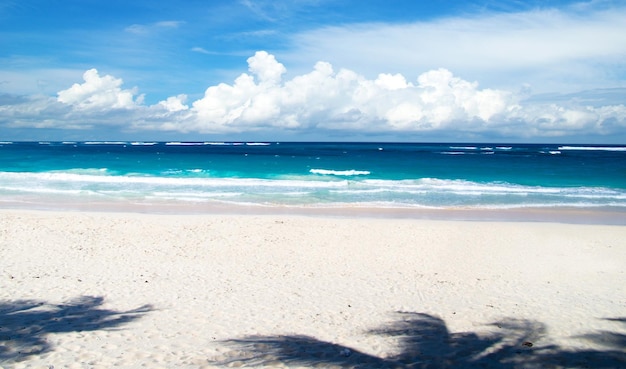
xmin=541 ymin=317 xmax=626 ymax=368
xmin=0 ymin=296 xmax=152 ymax=363
xmin=219 ymin=312 xmax=626 ymax=368
xmin=577 ymin=317 xmax=626 ymax=351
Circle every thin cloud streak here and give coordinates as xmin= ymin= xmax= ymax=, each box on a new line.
xmin=284 ymin=4 xmax=626 ymax=93
xmin=191 ymin=47 xmax=213 ymax=55
xmin=124 ymin=20 xmax=184 ymax=35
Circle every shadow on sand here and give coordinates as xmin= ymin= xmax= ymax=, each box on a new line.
xmin=0 ymin=296 xmax=152 ymax=363
xmin=219 ymin=312 xmax=625 ymax=368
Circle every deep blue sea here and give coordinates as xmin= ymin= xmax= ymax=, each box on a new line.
xmin=1 ymin=141 xmax=625 ymax=211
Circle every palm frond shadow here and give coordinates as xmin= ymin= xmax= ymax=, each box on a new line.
xmin=0 ymin=296 xmax=152 ymax=362
xmin=219 ymin=312 xmax=626 ymax=368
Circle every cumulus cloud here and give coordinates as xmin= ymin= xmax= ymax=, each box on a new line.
xmin=153 ymin=51 xmax=623 ymax=138
xmin=184 ymin=52 xmax=516 ymax=133
xmin=158 ymin=94 xmax=189 ymax=112
xmin=2 ymin=51 xmax=625 ymax=139
xmin=247 ymin=51 xmax=286 ymax=85
xmin=57 ymin=69 xmax=142 ymax=111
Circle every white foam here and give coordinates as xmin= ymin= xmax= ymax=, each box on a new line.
xmin=48 ymin=168 xmax=110 ymax=176
xmin=0 ymin=171 xmax=349 ymax=189
xmin=84 ymin=141 xmax=127 ymax=145
xmin=165 ymin=142 xmax=204 ymax=146
xmin=310 ymin=169 xmax=371 ymax=176
xmin=449 ymin=146 xmax=477 ymax=150
xmin=203 ymin=142 xmax=246 ymax=146
xmin=2 ymin=171 xmax=625 ymax=209
xmin=361 ymin=178 xmax=610 ymax=196
xmin=151 ymin=191 xmax=243 ymax=199
xmin=558 ymin=146 xmax=626 ymax=152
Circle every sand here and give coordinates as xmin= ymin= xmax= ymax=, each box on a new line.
xmin=0 ymin=209 xmax=624 ymax=368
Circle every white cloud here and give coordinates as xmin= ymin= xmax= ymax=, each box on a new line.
xmin=191 ymin=47 xmax=212 ymax=55
xmin=158 ymin=94 xmax=189 ymax=112
xmin=57 ymin=69 xmax=142 ymax=111
xmin=2 ymin=51 xmax=625 ymax=140
xmin=282 ymin=4 xmax=626 ymax=94
xmin=167 ymin=51 xmax=624 ymax=137
xmin=246 ymin=51 xmax=286 ymax=85
xmin=0 ymin=65 xmax=88 ymax=96
xmin=124 ymin=24 xmax=149 ymax=35
xmin=125 ymin=20 xmax=183 ymax=35
xmin=155 ymin=21 xmax=183 ymax=28
xmin=182 ymin=52 xmax=512 ymax=132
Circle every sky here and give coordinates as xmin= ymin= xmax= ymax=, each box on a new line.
xmin=1 ymin=0 xmax=625 ymax=143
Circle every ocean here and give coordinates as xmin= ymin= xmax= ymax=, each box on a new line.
xmin=1 ymin=141 xmax=625 ymax=214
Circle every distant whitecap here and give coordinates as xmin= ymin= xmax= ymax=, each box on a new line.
xmin=310 ymin=169 xmax=370 ymax=176
xmin=558 ymin=146 xmax=626 ymax=152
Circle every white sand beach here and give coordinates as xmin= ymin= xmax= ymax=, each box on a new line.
xmin=1 ymin=209 xmax=625 ymax=368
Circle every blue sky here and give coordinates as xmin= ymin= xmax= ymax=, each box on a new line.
xmin=1 ymin=0 xmax=625 ymax=142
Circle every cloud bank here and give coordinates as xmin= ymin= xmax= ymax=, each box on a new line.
xmin=1 ymin=51 xmax=625 ymax=140
xmin=284 ymin=4 xmax=626 ymax=94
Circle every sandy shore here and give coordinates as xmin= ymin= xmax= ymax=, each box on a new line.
xmin=1 ymin=209 xmax=624 ymax=368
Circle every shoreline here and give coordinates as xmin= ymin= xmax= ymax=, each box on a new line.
xmin=2 ymin=198 xmax=626 ymax=225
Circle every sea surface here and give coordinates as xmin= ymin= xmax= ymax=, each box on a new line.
xmin=1 ymin=141 xmax=625 ymax=213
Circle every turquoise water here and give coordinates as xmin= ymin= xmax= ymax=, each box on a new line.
xmin=1 ymin=141 xmax=625 ymax=210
